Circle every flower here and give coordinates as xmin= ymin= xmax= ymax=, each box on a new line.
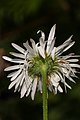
xmin=3 ymin=24 xmax=80 ymax=100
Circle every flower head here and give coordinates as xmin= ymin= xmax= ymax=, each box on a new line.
xmin=3 ymin=24 xmax=80 ymax=100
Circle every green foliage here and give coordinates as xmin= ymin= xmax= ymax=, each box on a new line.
xmin=0 ymin=0 xmax=42 ymax=24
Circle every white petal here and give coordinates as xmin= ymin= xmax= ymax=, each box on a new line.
xmin=23 ymin=41 xmax=34 ymax=54
xmin=56 ymin=72 xmax=64 ymax=82
xmin=30 ymin=38 xmax=36 ymax=47
xmin=70 ymin=64 xmax=80 ymax=68
xmin=39 ymin=38 xmax=46 ymax=48
xmin=50 ymin=75 xmax=59 ymax=87
xmin=66 ymin=76 xmax=75 ymax=83
xmin=12 ymin=43 xmax=25 ymax=54
xmin=67 ymin=59 xmax=79 ymax=62
xmin=56 ymin=42 xmax=68 ymax=53
xmin=14 ymin=80 xmax=21 ymax=92
xmin=11 ymin=59 xmax=24 ymax=63
xmin=51 ymin=73 xmax=60 ymax=82
xmin=51 ymin=80 xmax=59 ymax=87
xmin=7 ymin=71 xmax=18 ymax=78
xmin=38 ymin=80 xmax=42 ymax=93
xmin=37 ymin=30 xmax=45 ymax=41
xmin=58 ymin=85 xmax=63 ymax=92
xmin=47 ymin=38 xmax=56 ymax=56
xmin=48 ymin=84 xmax=53 ymax=92
xmin=57 ymin=41 xmax=75 ymax=56
xmin=46 ymin=24 xmax=56 ymax=54
xmin=64 ymin=35 xmax=73 ymax=43
xmin=3 ymin=56 xmax=24 ymax=63
xmin=30 ymin=38 xmax=38 ymax=54
xmin=48 ymin=25 xmax=56 ymax=42
xmin=10 ymin=52 xmax=25 ymax=59
xmin=38 ymin=46 xmax=45 ymax=58
xmin=37 ymin=31 xmax=46 ymax=49
xmin=20 ymin=74 xmax=25 ymax=87
xmin=51 ymin=47 xmax=56 ymax=60
xmin=54 ymin=87 xmax=57 ymax=94
xmin=63 ymin=41 xmax=75 ymax=53
xmin=20 ymin=83 xmax=27 ymax=98
xmin=65 ymin=82 xmax=71 ymax=89
xmin=4 ymin=65 xmax=21 ymax=71
xmin=8 ymin=79 xmax=18 ymax=89
xmin=52 ymin=81 xmax=59 ymax=87
xmin=7 ymin=65 xmax=23 ymax=78
xmin=11 ymin=69 xmax=22 ymax=81
xmin=8 ymin=71 xmax=23 ymax=89
xmin=61 ymin=54 xmax=80 ymax=59
xmin=3 ymin=56 xmax=12 ymax=61
xmin=31 ymin=77 xmax=37 ymax=100
xmin=25 ymin=76 xmax=32 ymax=89
xmin=56 ymin=36 xmax=73 ymax=55
xmin=26 ymin=86 xmax=31 ymax=97
xmin=62 ymin=68 xmax=67 ymax=74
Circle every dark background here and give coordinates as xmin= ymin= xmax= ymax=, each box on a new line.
xmin=0 ymin=0 xmax=80 ymax=120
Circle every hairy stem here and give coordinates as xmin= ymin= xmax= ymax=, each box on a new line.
xmin=41 ymin=64 xmax=48 ymax=120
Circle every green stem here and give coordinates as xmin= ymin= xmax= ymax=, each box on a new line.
xmin=41 ymin=64 xmax=48 ymax=120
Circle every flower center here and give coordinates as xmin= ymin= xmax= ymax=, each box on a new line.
xmin=28 ymin=55 xmax=59 ymax=78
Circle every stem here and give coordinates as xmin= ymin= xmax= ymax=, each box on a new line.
xmin=41 ymin=64 xmax=48 ymax=120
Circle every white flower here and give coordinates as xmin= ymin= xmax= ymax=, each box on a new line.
xmin=3 ymin=24 xmax=80 ymax=100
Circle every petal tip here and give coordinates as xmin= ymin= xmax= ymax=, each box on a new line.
xmin=2 ymin=56 xmax=6 ymax=60
xmin=37 ymin=30 xmax=40 ymax=34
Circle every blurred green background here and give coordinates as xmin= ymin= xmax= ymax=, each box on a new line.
xmin=0 ymin=0 xmax=80 ymax=120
